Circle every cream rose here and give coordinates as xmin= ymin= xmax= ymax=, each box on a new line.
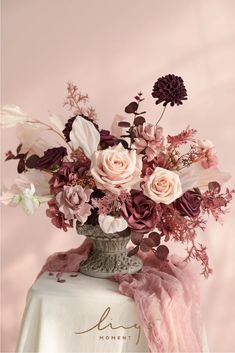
xmin=90 ymin=143 xmax=142 ymax=194
xmin=143 ymin=167 xmax=182 ymax=204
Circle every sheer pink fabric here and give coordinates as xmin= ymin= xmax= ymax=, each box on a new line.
xmin=38 ymin=241 xmax=202 ymax=352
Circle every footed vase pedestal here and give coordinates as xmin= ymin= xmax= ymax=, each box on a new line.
xmin=76 ymin=224 xmax=142 ymax=279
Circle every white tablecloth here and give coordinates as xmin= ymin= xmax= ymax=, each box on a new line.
xmin=16 ymin=272 xmax=209 ymax=353
xmin=16 ymin=272 xmax=149 ymax=352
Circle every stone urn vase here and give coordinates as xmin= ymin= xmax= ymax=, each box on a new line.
xmin=76 ymin=224 xmax=143 ymax=279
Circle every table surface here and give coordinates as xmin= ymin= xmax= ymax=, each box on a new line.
xmin=16 ymin=272 xmax=149 ymax=353
xmin=16 ymin=271 xmax=209 ymax=353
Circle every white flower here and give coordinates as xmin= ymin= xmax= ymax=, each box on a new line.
xmin=0 ymin=184 xmax=51 ymax=215
xmin=0 ymin=105 xmax=28 ymax=128
xmin=179 ymin=162 xmax=231 ymax=193
xmin=144 ymin=167 xmax=182 ymax=204
xmin=20 ymin=184 xmax=40 ymax=215
xmin=91 ymin=143 xmax=143 ymax=195
xmin=69 ymin=116 xmax=100 ymax=158
xmin=98 ymin=214 xmax=128 ymax=234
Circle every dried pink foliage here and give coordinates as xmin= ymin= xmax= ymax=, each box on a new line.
xmin=158 ymin=204 xmax=206 ymax=243
xmin=185 ymin=241 xmax=212 ymax=278
xmin=151 ymin=203 xmax=214 ymax=276
xmin=92 ymin=193 xmax=121 ymax=215
xmin=167 ymin=127 xmax=197 ymax=148
xmin=166 ymin=145 xmax=204 ymax=170
xmin=64 ymin=82 xmax=97 ymax=121
xmin=201 ymin=183 xmax=234 ymax=223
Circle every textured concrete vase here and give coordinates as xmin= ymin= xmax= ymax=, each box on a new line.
xmin=77 ymin=224 xmax=142 ymax=279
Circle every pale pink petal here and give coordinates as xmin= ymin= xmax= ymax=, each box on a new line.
xmin=179 ymin=162 xmax=231 ymax=193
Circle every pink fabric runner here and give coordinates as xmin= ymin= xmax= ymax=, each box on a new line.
xmin=38 ymin=240 xmax=202 ymax=352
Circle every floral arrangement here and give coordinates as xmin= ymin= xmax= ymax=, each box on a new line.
xmin=1 ymin=74 xmax=233 ymax=277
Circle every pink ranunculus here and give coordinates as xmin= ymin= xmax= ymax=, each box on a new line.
xmin=90 ymin=143 xmax=142 ymax=195
xmin=144 ymin=167 xmax=182 ymax=204
xmin=132 ymin=123 xmax=164 ymax=161
xmin=56 ymin=185 xmax=93 ymax=224
xmin=121 ymin=189 xmax=159 ymax=233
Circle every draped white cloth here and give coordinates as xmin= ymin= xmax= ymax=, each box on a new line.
xmin=16 ymin=271 xmax=209 ymax=353
xmin=16 ymin=273 xmax=149 ymax=353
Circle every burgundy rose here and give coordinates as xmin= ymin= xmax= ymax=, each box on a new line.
xmin=121 ymin=189 xmax=159 ymax=233
xmin=100 ymin=129 xmax=118 ymax=148
xmin=174 ymin=189 xmax=202 ymax=218
xmin=36 ymin=147 xmax=67 ymax=170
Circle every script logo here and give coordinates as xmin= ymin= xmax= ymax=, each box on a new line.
xmin=74 ymin=306 xmax=141 ymax=344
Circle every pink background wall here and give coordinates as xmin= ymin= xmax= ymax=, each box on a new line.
xmin=1 ymin=0 xmax=235 ymax=351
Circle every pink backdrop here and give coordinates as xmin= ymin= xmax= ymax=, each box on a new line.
xmin=1 ymin=0 xmax=235 ymax=351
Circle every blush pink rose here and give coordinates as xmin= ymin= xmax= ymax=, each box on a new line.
xmin=56 ymin=185 xmax=92 ymax=224
xmin=143 ymin=167 xmax=182 ymax=204
xmin=90 ymin=144 xmax=142 ymax=195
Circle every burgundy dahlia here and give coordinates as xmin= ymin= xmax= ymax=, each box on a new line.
xmin=174 ymin=189 xmax=202 ymax=218
xmin=36 ymin=147 xmax=67 ymax=170
xmin=121 ymin=189 xmax=159 ymax=233
xmin=152 ymin=74 xmax=187 ymax=106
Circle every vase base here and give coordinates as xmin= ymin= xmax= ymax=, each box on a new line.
xmin=79 ymin=250 xmax=143 ymax=279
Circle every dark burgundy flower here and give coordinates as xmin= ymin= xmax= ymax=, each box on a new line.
xmin=121 ymin=190 xmax=160 ymax=233
xmin=86 ymin=208 xmax=99 ymax=226
xmin=49 ymin=160 xmax=91 ymax=194
xmin=100 ymin=129 xmax=118 ymax=148
xmin=141 ymin=154 xmax=166 ymax=177
xmin=63 ymin=116 xmax=76 ymax=142
xmin=174 ymin=189 xmax=202 ymax=218
xmin=152 ymin=74 xmax=188 ymax=106
xmin=36 ymin=147 xmax=67 ymax=170
xmin=63 ymin=115 xmax=99 ymax=142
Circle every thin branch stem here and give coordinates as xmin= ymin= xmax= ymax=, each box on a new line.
xmin=156 ymin=105 xmax=167 ymax=126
